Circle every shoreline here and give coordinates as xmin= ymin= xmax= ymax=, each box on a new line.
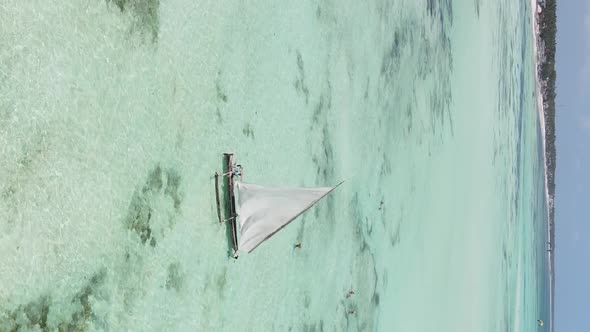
xmin=529 ymin=0 xmax=554 ymax=330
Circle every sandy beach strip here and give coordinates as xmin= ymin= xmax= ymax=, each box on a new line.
xmin=529 ymin=0 xmax=553 ymax=330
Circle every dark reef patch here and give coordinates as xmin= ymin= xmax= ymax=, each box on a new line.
xmin=61 ymin=268 xmax=109 ymax=330
xmin=372 ymin=292 xmax=380 ymax=305
xmin=1 ymin=185 xmax=16 ymax=201
xmin=380 ymin=153 xmax=392 ymax=177
xmin=426 ymin=0 xmax=453 ymax=25
xmin=125 ymin=164 xmax=184 ymax=246
xmin=143 ymin=165 xmax=163 ymax=193
xmin=214 ymin=72 xmax=228 ymax=123
xmin=215 ymin=267 xmax=228 ymax=297
xmin=294 ymin=51 xmax=310 ymax=105
xmin=1 ymin=296 xmax=50 ymax=331
xmin=2 ymin=131 xmax=49 ymax=214
xmin=125 ymin=191 xmax=154 ymax=245
xmin=2 ymin=161 xmax=188 ymax=328
xmin=216 ymin=77 xmax=228 ymax=103
xmin=242 ymin=123 xmax=255 ymax=139
xmin=380 ymin=30 xmax=403 ymax=81
xmin=0 ymin=268 xmax=109 ymax=331
xmin=303 ymin=292 xmax=311 ymax=309
xmin=107 ymin=0 xmax=160 ymax=43
xmin=303 ymin=320 xmax=324 ymax=332
xmin=378 ymin=5 xmax=454 ymax=143
xmin=306 ymin=75 xmax=339 ymax=238
xmin=165 ymin=262 xmax=184 ymax=292
xmin=390 ymin=222 xmax=401 ymax=247
xmin=349 ymin=193 xmax=365 ymax=252
xmin=310 ymin=91 xmax=335 ymax=184
xmin=164 ymin=168 xmax=182 ymax=211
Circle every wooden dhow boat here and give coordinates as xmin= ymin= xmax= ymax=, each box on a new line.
xmin=215 ymin=153 xmax=342 ymax=258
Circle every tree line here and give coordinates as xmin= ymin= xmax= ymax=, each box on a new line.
xmin=537 ymin=0 xmax=557 ymax=223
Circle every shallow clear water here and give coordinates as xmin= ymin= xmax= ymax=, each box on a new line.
xmin=0 ymin=0 xmax=549 ymax=331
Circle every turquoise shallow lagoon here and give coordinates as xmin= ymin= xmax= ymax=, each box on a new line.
xmin=0 ymin=0 xmax=549 ymax=331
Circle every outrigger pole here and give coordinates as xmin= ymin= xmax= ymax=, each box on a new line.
xmin=214 ymin=172 xmax=222 ymax=224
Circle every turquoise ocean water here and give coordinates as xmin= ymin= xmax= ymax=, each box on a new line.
xmin=0 ymin=0 xmax=549 ymax=331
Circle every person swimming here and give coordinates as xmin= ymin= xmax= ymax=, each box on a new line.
xmin=294 ymin=243 xmax=302 ymax=249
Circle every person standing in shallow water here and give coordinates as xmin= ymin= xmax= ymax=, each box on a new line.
xmin=222 ymin=164 xmax=242 ymax=178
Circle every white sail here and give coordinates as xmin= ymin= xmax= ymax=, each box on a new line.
xmin=234 ymin=181 xmax=341 ymax=253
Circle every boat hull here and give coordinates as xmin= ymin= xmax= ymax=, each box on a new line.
xmin=224 ymin=153 xmax=239 ymax=253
